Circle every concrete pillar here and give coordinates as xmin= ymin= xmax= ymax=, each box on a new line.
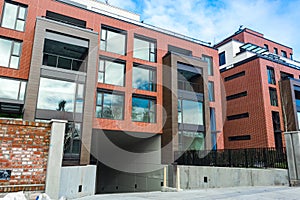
xmin=284 ymin=131 xmax=300 ymax=186
xmin=45 ymin=119 xmax=67 ymax=199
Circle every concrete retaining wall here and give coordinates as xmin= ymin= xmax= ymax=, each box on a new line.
xmin=178 ymin=166 xmax=289 ymax=189
xmin=59 ymin=165 xmax=96 ymax=199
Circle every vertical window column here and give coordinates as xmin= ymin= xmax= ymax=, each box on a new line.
xmin=1 ymin=1 xmax=27 ymax=31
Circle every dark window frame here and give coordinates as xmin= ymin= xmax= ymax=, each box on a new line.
xmin=96 ymin=90 xmax=125 ymax=120
xmin=281 ymin=50 xmax=287 ymax=58
xmin=224 ymin=71 xmax=245 ymax=82
xmin=133 ymin=34 xmax=157 ymax=62
xmin=132 ymin=95 xmax=157 ymax=123
xmin=228 ymin=135 xmax=251 ymax=141
xmin=227 ymin=113 xmax=249 ymax=121
xmin=132 ymin=63 xmax=157 ymax=92
xmin=98 ymin=57 xmax=126 ymax=87
xmin=269 ymin=87 xmax=278 ymax=107
xmin=100 ymin=25 xmax=127 ymax=55
xmin=219 ymin=51 xmax=226 ymax=66
xmin=1 ymin=1 xmax=27 ymax=32
xmin=274 ymin=47 xmax=278 ymax=55
xmin=0 ymin=36 xmax=22 ymax=69
xmin=267 ymin=66 xmax=276 ymax=85
xmin=264 ymin=44 xmax=269 ymax=50
xmin=226 ymin=91 xmax=247 ymax=101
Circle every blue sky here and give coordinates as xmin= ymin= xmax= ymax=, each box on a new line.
xmin=99 ymin=0 xmax=300 ymax=60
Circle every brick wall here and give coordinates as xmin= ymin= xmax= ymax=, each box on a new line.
xmin=0 ymin=119 xmax=51 ymax=192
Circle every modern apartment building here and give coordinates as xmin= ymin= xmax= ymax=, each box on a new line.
xmin=0 ymin=0 xmax=223 ymax=193
xmin=215 ymin=27 xmax=300 ymax=149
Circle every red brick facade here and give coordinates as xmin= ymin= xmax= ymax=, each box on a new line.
xmin=0 ymin=119 xmax=51 ymax=192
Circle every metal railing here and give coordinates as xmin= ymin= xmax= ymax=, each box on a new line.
xmin=175 ymin=148 xmax=287 ymax=169
xmin=43 ymin=53 xmax=86 ymax=72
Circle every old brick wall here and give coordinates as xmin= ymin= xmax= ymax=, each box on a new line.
xmin=0 ymin=119 xmax=51 ymax=192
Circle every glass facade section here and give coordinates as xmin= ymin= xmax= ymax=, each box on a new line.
xmin=178 ymin=99 xmax=203 ymax=125
xmin=98 ymin=59 xmax=125 ymax=86
xmin=96 ymin=91 xmax=124 ymax=120
xmin=269 ymin=87 xmax=278 ymax=106
xmin=133 ymin=37 xmax=156 ymax=62
xmin=219 ymin=51 xmax=226 ymax=66
xmin=1 ymin=2 xmax=27 ymax=31
xmin=208 ymin=81 xmax=215 ymax=102
xmin=132 ymin=97 xmax=156 ymax=123
xmin=37 ymin=78 xmax=76 ymax=112
xmin=0 ymin=78 xmax=26 ymax=101
xmin=100 ymin=27 xmax=126 ymax=55
xmin=132 ymin=66 xmax=156 ymax=91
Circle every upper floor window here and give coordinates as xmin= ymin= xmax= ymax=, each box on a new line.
xmin=290 ymin=53 xmax=293 ymax=60
xmin=219 ymin=51 xmax=226 ymax=66
xmin=280 ymin=71 xmax=293 ymax=80
xmin=264 ymin=44 xmax=269 ymax=50
xmin=269 ymin=87 xmax=278 ymax=106
xmin=178 ymin=99 xmax=204 ymax=125
xmin=133 ymin=35 xmax=156 ymax=62
xmin=132 ymin=96 xmax=156 ymax=123
xmin=267 ymin=66 xmax=276 ymax=85
xmin=202 ymin=55 xmax=213 ymax=76
xmin=208 ymin=81 xmax=215 ymax=102
xmin=281 ymin=50 xmax=287 ymax=58
xmin=274 ymin=47 xmax=278 ymax=55
xmin=100 ymin=26 xmax=126 ymax=55
xmin=132 ymin=65 xmax=156 ymax=92
xmin=98 ymin=58 xmax=125 ymax=87
xmin=96 ymin=90 xmax=124 ymax=120
xmin=0 ymin=37 xmax=22 ymax=69
xmin=1 ymin=1 xmax=27 ymax=31
xmin=0 ymin=77 xmax=26 ymax=101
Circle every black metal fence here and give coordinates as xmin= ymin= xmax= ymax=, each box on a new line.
xmin=175 ymin=148 xmax=287 ymax=169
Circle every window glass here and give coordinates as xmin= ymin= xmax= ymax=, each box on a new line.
xmin=98 ymin=59 xmax=125 ymax=86
xmin=1 ymin=2 xmax=27 ymax=31
xmin=181 ymin=100 xmax=203 ymax=125
xmin=100 ymin=27 xmax=126 ymax=55
xmin=0 ymin=38 xmax=12 ymax=67
xmin=297 ymin=112 xmax=300 ymax=130
xmin=210 ymin=107 xmax=216 ymax=131
xmin=203 ymin=55 xmax=213 ymax=76
xmin=267 ymin=67 xmax=276 ymax=85
xmin=37 ymin=78 xmax=76 ymax=112
xmin=219 ymin=52 xmax=226 ymax=66
xmin=0 ymin=78 xmax=20 ymax=100
xmin=208 ymin=81 xmax=215 ymax=102
xmin=269 ymin=88 xmax=278 ymax=106
xmin=133 ymin=37 xmax=156 ymax=62
xmin=132 ymin=66 xmax=156 ymax=91
xmin=96 ymin=92 xmax=124 ymax=120
xmin=19 ymin=81 xmax=27 ymax=101
xmin=132 ymin=97 xmax=156 ymax=123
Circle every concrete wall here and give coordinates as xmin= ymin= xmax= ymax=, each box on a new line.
xmin=59 ymin=165 xmax=96 ymax=199
xmin=177 ymin=166 xmax=289 ymax=189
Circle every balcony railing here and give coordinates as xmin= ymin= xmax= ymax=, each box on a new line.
xmin=43 ymin=53 xmax=86 ymax=72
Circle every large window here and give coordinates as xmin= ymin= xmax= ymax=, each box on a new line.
xmin=269 ymin=87 xmax=278 ymax=106
xmin=37 ymin=78 xmax=81 ymax=112
xmin=179 ymin=131 xmax=205 ymax=151
xmin=267 ymin=66 xmax=276 ymax=85
xmin=219 ymin=51 xmax=226 ymax=66
xmin=281 ymin=50 xmax=287 ymax=58
xmin=100 ymin=26 xmax=126 ymax=55
xmin=1 ymin=1 xmax=27 ymax=31
xmin=96 ymin=91 xmax=124 ymax=120
xmin=132 ymin=96 xmax=156 ymax=123
xmin=208 ymin=81 xmax=215 ymax=102
xmin=280 ymin=71 xmax=293 ymax=80
xmin=202 ymin=55 xmax=213 ymax=76
xmin=210 ymin=107 xmax=217 ymax=150
xmin=98 ymin=59 xmax=125 ymax=86
xmin=0 ymin=77 xmax=26 ymax=101
xmin=133 ymin=36 xmax=156 ymax=62
xmin=0 ymin=38 xmax=21 ymax=69
xmin=178 ymin=99 xmax=203 ymax=125
xmin=132 ymin=65 xmax=156 ymax=92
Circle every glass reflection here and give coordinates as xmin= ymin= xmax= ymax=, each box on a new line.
xmin=101 ymin=29 xmax=126 ymax=55
xmin=96 ymin=92 xmax=124 ymax=120
xmin=0 ymin=38 xmax=12 ymax=67
xmin=37 ymin=78 xmax=76 ymax=112
xmin=181 ymin=100 xmax=203 ymax=125
xmin=1 ymin=3 xmax=18 ymax=30
xmin=134 ymin=38 xmax=150 ymax=61
xmin=132 ymin=97 xmax=156 ymax=123
xmin=132 ymin=66 xmax=156 ymax=91
xmin=0 ymin=78 xmax=20 ymax=100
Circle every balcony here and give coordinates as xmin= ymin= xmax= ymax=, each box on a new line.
xmin=43 ymin=53 xmax=86 ymax=72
